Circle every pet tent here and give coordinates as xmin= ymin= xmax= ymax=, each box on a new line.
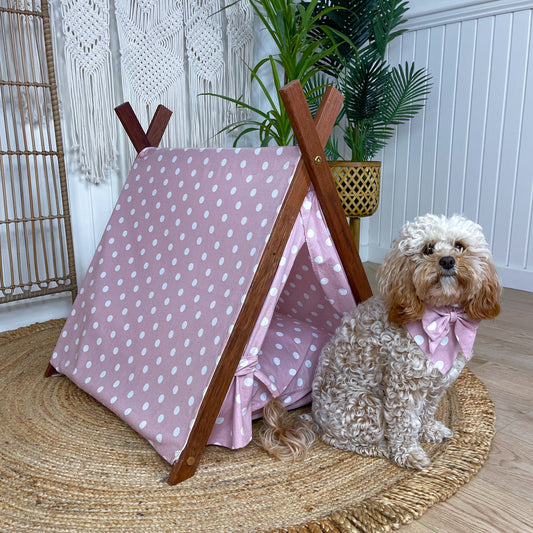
xmin=47 ymin=82 xmax=372 ymax=484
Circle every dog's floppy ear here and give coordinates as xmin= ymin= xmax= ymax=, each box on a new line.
xmin=378 ymin=247 xmax=424 ymax=326
xmin=464 ymin=260 xmax=501 ymax=320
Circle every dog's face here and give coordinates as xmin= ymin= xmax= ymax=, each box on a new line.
xmin=378 ymin=214 xmax=501 ymax=325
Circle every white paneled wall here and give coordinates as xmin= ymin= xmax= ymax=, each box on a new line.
xmin=1 ymin=0 xmax=531 ymax=332
xmin=361 ymin=1 xmax=533 ymax=292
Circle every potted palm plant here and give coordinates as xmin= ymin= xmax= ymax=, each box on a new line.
xmin=312 ymin=0 xmax=431 ymax=245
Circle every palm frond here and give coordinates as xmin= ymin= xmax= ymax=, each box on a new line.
xmin=344 ymin=120 xmax=395 ymax=160
xmin=303 ymin=72 xmax=332 ymax=116
xmin=325 ymin=135 xmax=343 ymax=160
xmin=370 ymin=0 xmax=409 ymax=58
xmin=342 ymin=51 xmax=390 ymax=122
xmin=309 ymin=0 xmax=376 ymax=63
xmin=380 ymin=62 xmax=432 ymax=125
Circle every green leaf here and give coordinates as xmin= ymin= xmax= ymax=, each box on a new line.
xmin=380 ymin=62 xmax=432 ymax=125
xmin=371 ymin=0 xmax=409 ymax=58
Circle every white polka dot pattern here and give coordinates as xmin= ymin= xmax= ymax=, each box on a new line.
xmin=50 ymin=146 xmax=301 ymax=463
xmin=208 ymin=191 xmax=356 ymax=448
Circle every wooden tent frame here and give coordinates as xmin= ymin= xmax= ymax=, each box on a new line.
xmin=78 ymin=81 xmax=372 ymax=485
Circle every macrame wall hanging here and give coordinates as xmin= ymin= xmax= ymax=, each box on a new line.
xmin=115 ymin=0 xmax=189 ymax=147
xmin=56 ymin=0 xmax=254 ymax=184
xmin=60 ymin=0 xmax=117 ymax=184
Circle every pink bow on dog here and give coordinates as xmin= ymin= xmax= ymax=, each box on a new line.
xmin=406 ymin=306 xmax=480 ymax=374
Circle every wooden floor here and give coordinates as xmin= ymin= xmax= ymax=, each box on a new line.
xmin=363 ymin=264 xmax=533 ymax=532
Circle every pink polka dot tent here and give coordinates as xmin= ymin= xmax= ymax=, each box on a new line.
xmin=47 ymin=82 xmax=373 ymax=484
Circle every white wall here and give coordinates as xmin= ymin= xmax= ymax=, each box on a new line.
xmin=1 ymin=0 xmax=531 ymax=332
xmin=360 ymin=0 xmax=533 ymax=293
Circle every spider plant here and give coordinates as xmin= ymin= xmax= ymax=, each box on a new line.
xmin=205 ymin=0 xmax=349 ymax=146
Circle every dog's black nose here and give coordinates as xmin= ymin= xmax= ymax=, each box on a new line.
xmin=439 ymin=256 xmax=456 ymax=271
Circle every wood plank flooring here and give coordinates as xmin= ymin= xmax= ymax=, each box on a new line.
xmin=363 ymin=263 xmax=533 ymax=533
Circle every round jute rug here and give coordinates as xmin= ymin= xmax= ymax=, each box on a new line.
xmin=0 ymin=320 xmax=495 ymax=533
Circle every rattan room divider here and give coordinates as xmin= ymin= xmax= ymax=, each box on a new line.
xmin=0 ymin=0 xmax=77 ymax=304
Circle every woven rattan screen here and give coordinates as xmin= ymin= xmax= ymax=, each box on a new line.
xmin=0 ymin=0 xmax=76 ymax=304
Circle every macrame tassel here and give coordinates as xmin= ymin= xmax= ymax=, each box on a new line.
xmin=115 ymin=0 xmax=189 ymax=157
xmin=60 ymin=0 xmax=117 ymax=183
xmin=184 ymin=0 xmax=226 ymax=147
xmin=224 ymin=0 xmax=254 ymax=124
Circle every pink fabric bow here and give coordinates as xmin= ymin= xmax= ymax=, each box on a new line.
xmin=405 ymin=306 xmax=480 ymax=374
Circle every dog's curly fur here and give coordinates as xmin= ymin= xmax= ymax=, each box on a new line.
xmin=261 ymin=214 xmax=501 ymax=468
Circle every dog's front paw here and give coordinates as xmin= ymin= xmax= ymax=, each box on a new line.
xmin=392 ymin=444 xmax=431 ymax=470
xmin=420 ymin=420 xmax=453 ymax=443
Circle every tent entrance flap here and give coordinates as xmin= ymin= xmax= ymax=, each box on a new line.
xmin=209 ymin=190 xmax=356 ymax=449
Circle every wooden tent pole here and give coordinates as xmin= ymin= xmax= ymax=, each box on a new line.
xmin=114 ymin=102 xmax=172 ymax=153
xmin=279 ymin=81 xmax=372 ymax=303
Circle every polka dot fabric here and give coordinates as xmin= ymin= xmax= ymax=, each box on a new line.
xmin=405 ymin=307 xmax=480 ymax=374
xmin=207 ymin=191 xmax=356 ymax=448
xmin=51 ymin=146 xmax=301 ymax=463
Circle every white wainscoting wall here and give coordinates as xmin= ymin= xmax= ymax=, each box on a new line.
xmin=360 ymin=0 xmax=533 ymax=293
xmin=1 ymin=0 xmax=531 ymax=332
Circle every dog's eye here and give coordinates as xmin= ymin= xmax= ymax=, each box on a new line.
xmin=423 ymin=244 xmax=435 ymax=255
xmin=454 ymin=242 xmax=465 ymax=252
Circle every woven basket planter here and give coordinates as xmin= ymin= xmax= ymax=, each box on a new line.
xmin=328 ymin=161 xmax=381 ymax=247
xmin=328 ymin=161 xmax=381 ymax=218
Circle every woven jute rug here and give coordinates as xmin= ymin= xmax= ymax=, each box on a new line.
xmin=0 ymin=320 xmax=495 ymax=533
